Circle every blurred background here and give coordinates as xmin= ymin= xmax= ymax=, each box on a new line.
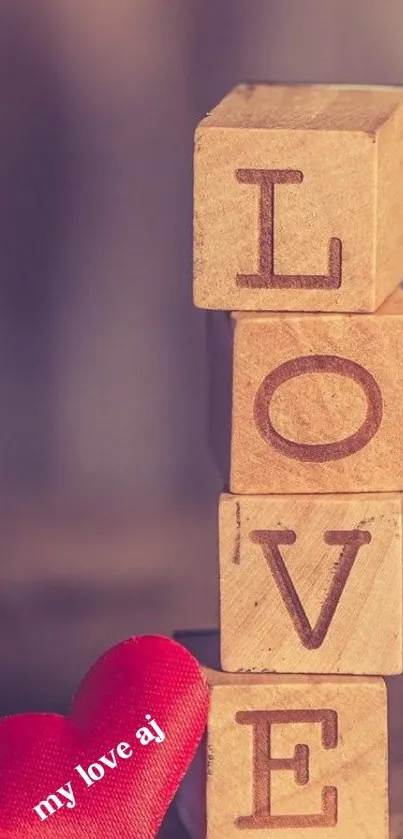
xmin=0 ymin=0 xmax=403 ymax=789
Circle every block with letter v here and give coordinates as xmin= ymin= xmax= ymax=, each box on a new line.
xmin=219 ymin=492 xmax=403 ymax=675
xmin=250 ymin=528 xmax=371 ymax=651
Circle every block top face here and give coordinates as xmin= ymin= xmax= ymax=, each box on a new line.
xmin=194 ymin=84 xmax=403 ymax=313
xmin=199 ymin=83 xmax=403 ymax=132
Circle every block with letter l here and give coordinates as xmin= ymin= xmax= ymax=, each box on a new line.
xmin=194 ymin=84 xmax=403 ymax=313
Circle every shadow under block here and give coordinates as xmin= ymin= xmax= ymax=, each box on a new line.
xmin=227 ymin=284 xmax=403 ymax=493
xmin=219 ymin=493 xmax=403 ymax=675
xmin=194 ymin=84 xmax=403 ymax=313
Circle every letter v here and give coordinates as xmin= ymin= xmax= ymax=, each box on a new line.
xmin=250 ymin=529 xmax=371 ymax=649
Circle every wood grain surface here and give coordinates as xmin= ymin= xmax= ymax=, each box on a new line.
xmin=229 ymin=284 xmax=403 ymax=493
xmin=219 ymin=492 xmax=403 ymax=675
xmin=207 ymin=673 xmax=387 ymax=839
xmin=194 ymin=84 xmax=403 ymax=313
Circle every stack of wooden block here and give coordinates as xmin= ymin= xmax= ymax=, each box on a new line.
xmin=184 ymin=85 xmax=403 ymax=838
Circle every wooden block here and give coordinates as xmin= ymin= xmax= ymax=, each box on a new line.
xmin=206 ymin=672 xmax=388 ymax=839
xmin=175 ymin=631 xmax=400 ymax=839
xmin=194 ymin=84 xmax=403 ymax=313
xmin=230 ymin=284 xmax=403 ymax=493
xmin=209 ymin=672 xmax=387 ymax=838
xmin=219 ymin=492 xmax=403 ymax=675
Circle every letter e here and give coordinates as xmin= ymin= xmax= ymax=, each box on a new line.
xmin=117 ymin=741 xmax=133 ymax=759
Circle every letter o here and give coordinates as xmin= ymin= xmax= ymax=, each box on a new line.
xmin=88 ymin=763 xmax=105 ymax=782
xmin=253 ymin=355 xmax=382 ymax=462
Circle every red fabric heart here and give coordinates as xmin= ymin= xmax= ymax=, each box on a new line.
xmin=0 ymin=635 xmax=209 ymax=839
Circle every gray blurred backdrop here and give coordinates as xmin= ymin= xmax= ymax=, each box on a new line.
xmin=0 ymin=0 xmax=403 ymax=752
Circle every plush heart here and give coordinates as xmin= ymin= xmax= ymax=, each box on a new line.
xmin=0 ymin=635 xmax=209 ymax=838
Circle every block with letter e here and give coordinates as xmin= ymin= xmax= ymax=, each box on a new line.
xmin=206 ymin=671 xmax=387 ymax=839
xmin=174 ymin=631 xmax=402 ymax=839
xmin=228 ymin=284 xmax=403 ymax=493
xmin=194 ymin=84 xmax=403 ymax=313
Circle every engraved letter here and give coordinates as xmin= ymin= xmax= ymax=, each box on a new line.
xmin=235 ymin=709 xmax=338 ymax=829
xmin=250 ymin=529 xmax=371 ymax=649
xmin=236 ymin=169 xmax=342 ymax=289
xmin=254 ymin=354 xmax=383 ymax=461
